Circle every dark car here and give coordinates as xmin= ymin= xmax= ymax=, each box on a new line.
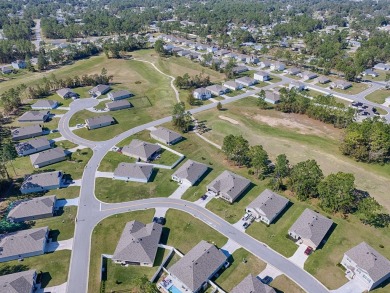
xmin=243 ymin=222 xmax=249 ymax=229
xmin=261 ymin=276 xmax=272 ymax=284
xmin=304 ymin=246 xmax=313 ymax=255
xmin=153 ymin=217 xmax=166 ymax=225
xmin=201 ymin=194 xmax=208 ymax=200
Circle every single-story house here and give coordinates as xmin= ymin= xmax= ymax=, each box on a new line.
xmin=207 ymin=46 xmax=218 ymax=53
xmin=223 ymin=80 xmax=243 ymax=91
xmin=0 ymin=227 xmax=49 ymax=262
xmin=163 ymin=44 xmax=174 ymax=51
xmin=206 ymin=84 xmax=229 ymax=96
xmin=373 ymin=63 xmax=390 ymax=71
xmin=18 ymin=111 xmax=50 ymax=123
xmin=246 ymin=189 xmax=289 ymax=225
xmin=232 ymin=65 xmax=248 ymax=74
xmin=11 ymin=60 xmax=26 ymax=69
xmin=362 ymin=69 xmax=379 ymax=78
xmin=113 ymin=163 xmax=153 ymax=182
xmin=85 ymin=115 xmax=115 ymax=130
xmin=7 ymin=195 xmax=57 ymax=223
xmin=1 ymin=66 xmax=13 ymax=74
xmin=0 ymin=270 xmax=37 ymax=293
xmin=56 ymin=88 xmax=78 ymax=99
xmin=108 ymin=90 xmax=133 ymax=101
xmin=299 ymin=71 xmax=318 ymax=80
xmin=285 ymin=67 xmax=301 ymax=75
xmin=207 ymin=170 xmax=251 ymax=203
xmin=317 ymin=76 xmax=331 ymax=84
xmin=270 ymin=62 xmax=285 ymax=71
xmin=288 ymin=208 xmax=333 ymax=250
xmin=150 ymin=127 xmax=182 ymax=145
xmin=235 ymin=76 xmax=257 ymax=87
xmin=331 ymin=80 xmax=352 ymax=90
xmin=245 ymin=55 xmax=260 ymax=64
xmin=12 ymin=125 xmax=43 ymax=141
xmin=105 ymin=100 xmax=132 ymax=111
xmin=289 ymin=81 xmax=306 ymax=91
xmin=231 ymin=274 xmax=276 ymax=293
xmin=172 ymin=47 xmax=183 ymax=54
xmin=169 ymin=240 xmax=227 ymax=293
xmin=341 ymin=242 xmax=390 ymax=291
xmin=122 ymin=139 xmax=161 ymax=162
xmin=193 ymin=88 xmax=212 ymax=100
xmin=20 ymin=170 xmax=63 ymax=194
xmin=15 ymin=137 xmax=51 ymax=156
xmin=216 ymin=49 xmax=230 ymax=56
xmin=89 ymin=84 xmax=111 ymax=96
xmin=112 ymin=221 xmax=162 ymax=267
xmin=30 ymin=147 xmax=67 ymax=168
xmin=178 ymin=50 xmax=191 ymax=57
xmin=259 ymin=60 xmax=272 ymax=68
xmin=264 ymin=91 xmax=281 ymax=104
xmin=31 ymin=100 xmax=59 ymax=110
xmin=186 ymin=52 xmax=200 ymax=60
xmin=254 ymin=71 xmax=270 ymax=82
xmin=172 ymin=160 xmax=208 ymax=186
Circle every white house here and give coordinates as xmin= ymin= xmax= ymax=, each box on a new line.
xmin=193 ymin=88 xmax=212 ymax=100
xmin=254 ymin=71 xmax=270 ymax=82
xmin=270 ymin=61 xmax=285 ymax=71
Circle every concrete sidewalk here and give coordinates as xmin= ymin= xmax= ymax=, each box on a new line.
xmin=169 ymin=184 xmax=191 ymax=199
xmin=288 ymin=243 xmax=310 ymax=268
xmin=221 ymin=239 xmax=241 ymax=257
xmin=95 ymin=171 xmax=114 ymax=178
xmin=55 ymin=198 xmax=79 ymax=208
xmin=46 ymin=238 xmax=73 ymax=252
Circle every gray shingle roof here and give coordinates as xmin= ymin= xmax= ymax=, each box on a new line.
xmin=7 ymin=195 xmax=56 ymax=222
xmin=235 ymin=76 xmax=256 ymax=85
xmin=56 ymin=88 xmax=75 ymax=97
xmin=31 ymin=100 xmax=57 ymax=109
xmin=114 ymin=163 xmax=153 ymax=181
xmin=231 ymin=274 xmax=276 ymax=293
xmin=0 ymin=270 xmax=36 ymax=293
xmin=224 ymin=80 xmax=241 ymax=89
xmin=193 ymin=87 xmax=211 ymax=95
xmin=150 ymin=127 xmax=182 ymax=144
xmin=18 ymin=111 xmax=50 ymax=122
xmin=20 ymin=170 xmax=63 ymax=191
xmin=265 ymin=91 xmax=281 ymax=102
xmin=112 ymin=221 xmax=162 ymax=264
xmin=205 ymin=85 xmax=228 ymax=95
xmin=30 ymin=147 xmax=67 ymax=166
xmin=289 ymin=208 xmax=333 ymax=248
xmin=169 ymin=241 xmax=227 ymax=292
xmin=15 ymin=137 xmax=51 ymax=155
xmin=302 ymin=71 xmax=317 ymax=78
xmin=247 ymin=189 xmax=289 ymax=222
xmin=85 ymin=115 xmax=114 ymax=127
xmin=172 ymin=160 xmax=208 ymax=185
xmin=105 ymin=100 xmax=131 ymax=110
xmin=109 ymin=90 xmax=132 ymax=99
xmin=122 ymin=139 xmax=161 ymax=161
xmin=317 ymin=76 xmax=330 ymax=83
xmin=0 ymin=227 xmax=48 ymax=259
xmin=11 ymin=125 xmax=42 ymax=140
xmin=90 ymin=84 xmax=110 ymax=94
xmin=207 ymin=171 xmax=251 ymax=202
xmin=287 ymin=67 xmax=301 ymax=75
xmin=345 ymin=242 xmax=390 ymax=283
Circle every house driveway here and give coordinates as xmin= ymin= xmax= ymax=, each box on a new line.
xmin=55 ymin=198 xmax=79 ymax=208
xmin=37 ymin=282 xmax=67 ymax=293
xmin=331 ymin=278 xmax=366 ymax=293
xmin=194 ymin=191 xmax=215 ymax=207
xmin=288 ymin=243 xmax=310 ymax=268
xmin=168 ymin=184 xmax=191 ymax=199
xmin=46 ymin=238 xmax=73 ymax=252
xmin=51 ymin=136 xmax=67 ymax=142
xmin=221 ymin=239 xmax=241 ymax=257
xmin=95 ymin=171 xmax=114 ymax=178
xmin=258 ymin=264 xmax=283 ymax=280
xmin=154 ymin=207 xmax=169 ymax=218
xmin=232 ymin=218 xmax=247 ymax=232
xmin=68 ymin=145 xmax=88 ymax=152
xmin=209 ymin=98 xmax=218 ymax=103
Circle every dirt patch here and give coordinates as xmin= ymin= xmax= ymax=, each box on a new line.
xmin=219 ymin=115 xmax=239 ymax=125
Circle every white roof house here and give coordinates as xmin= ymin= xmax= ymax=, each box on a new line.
xmin=254 ymin=71 xmax=270 ymax=82
xmin=193 ymin=88 xmax=212 ymax=100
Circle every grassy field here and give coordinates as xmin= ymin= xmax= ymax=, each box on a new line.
xmin=332 ymin=82 xmax=369 ymax=95
xmin=46 ymin=186 xmax=80 ymax=199
xmin=272 ymin=275 xmax=306 ymax=293
xmin=269 ymin=74 xmax=282 ymax=83
xmin=215 ymin=248 xmax=266 ymax=292
xmin=98 ymin=150 xmax=136 ymax=172
xmin=225 ymin=89 xmax=245 ymax=97
xmin=365 ymin=89 xmax=390 ymax=104
xmin=0 ymin=250 xmax=71 ymax=288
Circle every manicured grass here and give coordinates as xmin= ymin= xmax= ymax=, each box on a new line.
xmin=254 ymin=81 xmax=269 ymax=88
xmin=305 ymin=90 xmax=351 ymax=106
xmin=33 ymin=206 xmax=76 ymax=241
xmin=0 ymin=250 xmax=71 ymax=288
xmin=89 ymin=210 xmax=155 ymax=293
xmin=269 ymin=74 xmax=282 ymax=83
xmin=271 ymin=275 xmax=305 ymax=293
xmin=375 ymin=107 xmax=388 ymax=115
xmin=225 ymin=89 xmax=245 ymax=97
xmin=365 ymin=89 xmax=390 ymax=104
xmin=153 ymin=149 xmax=181 ymax=166
xmin=53 ymin=140 xmax=78 ymax=150
xmin=332 ymin=82 xmax=368 ymax=95
xmin=287 ymin=74 xmax=302 ymax=80
xmin=215 ymin=248 xmax=267 ymax=292
xmin=164 ymin=209 xmax=227 ymax=254
xmin=46 ymin=186 xmax=80 ymax=199
xmin=98 ymin=151 xmax=136 ymax=172
xmin=95 ymin=169 xmax=178 ymax=202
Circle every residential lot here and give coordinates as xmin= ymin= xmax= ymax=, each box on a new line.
xmin=365 ymin=89 xmax=390 ymax=104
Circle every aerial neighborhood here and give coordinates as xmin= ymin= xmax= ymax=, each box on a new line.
xmin=1 ymin=1 xmax=390 ymax=293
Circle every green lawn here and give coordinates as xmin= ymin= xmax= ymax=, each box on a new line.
xmin=332 ymin=82 xmax=368 ymax=95
xmin=271 ymin=275 xmax=305 ymax=293
xmin=0 ymin=250 xmax=71 ymax=288
xmin=287 ymin=74 xmax=302 ymax=80
xmin=53 ymin=140 xmax=78 ymax=150
xmin=269 ymin=74 xmax=282 ymax=83
xmin=46 ymin=186 xmax=80 ymax=199
xmin=365 ymin=89 xmax=390 ymax=104
xmin=254 ymin=81 xmax=269 ymax=88
xmin=95 ymin=169 xmax=177 ymax=202
xmin=98 ymin=151 xmax=136 ymax=172
xmin=375 ymin=107 xmax=388 ymax=115
xmin=215 ymin=248 xmax=266 ymax=292
xmin=225 ymin=89 xmax=245 ymax=97
xmin=153 ymin=149 xmax=181 ymax=166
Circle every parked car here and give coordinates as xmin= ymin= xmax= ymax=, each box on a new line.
xmin=51 ymin=129 xmax=59 ymax=133
xmin=304 ymin=246 xmax=313 ymax=255
xmin=242 ymin=213 xmax=251 ymax=221
xmin=261 ymin=276 xmax=272 ymax=284
xmin=153 ymin=217 xmax=166 ymax=225
xmin=201 ymin=194 xmax=208 ymax=200
xmin=243 ymin=222 xmax=250 ymax=229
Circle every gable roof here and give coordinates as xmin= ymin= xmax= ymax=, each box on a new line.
xmin=345 ymin=242 xmax=390 ymax=283
xmin=254 ymin=71 xmax=269 ymax=77
xmin=30 ymin=147 xmax=67 ymax=166
xmin=207 ymin=170 xmax=251 ymax=202
xmin=56 ymin=88 xmax=74 ymax=97
xmin=7 ymin=195 xmax=56 ymax=221
xmin=15 ymin=138 xmax=51 ymax=155
xmin=11 ymin=125 xmax=42 ymax=139
xmin=31 ymin=100 xmax=57 ymax=109
xmin=172 ymin=160 xmax=208 ymax=184
xmin=247 ymin=189 xmax=289 ymax=221
xmin=0 ymin=270 xmax=36 ymax=293
xmin=231 ymin=274 xmax=276 ymax=293
xmin=289 ymin=208 xmax=333 ymax=247
xmin=236 ymin=76 xmax=256 ymax=84
xmin=265 ymin=91 xmax=281 ymax=102
xmin=0 ymin=227 xmax=48 ymax=259
xmin=224 ymin=80 xmax=241 ymax=88
xmin=205 ymin=84 xmax=228 ymax=93
xmin=317 ymin=76 xmax=330 ymax=83
xmin=18 ymin=111 xmax=49 ymax=122
xmin=150 ymin=127 xmax=182 ymax=143
xmin=122 ymin=139 xmax=161 ymax=161
xmin=169 ymin=241 xmax=227 ymax=292
xmin=112 ymin=221 xmax=162 ymax=263
xmin=114 ymin=163 xmax=153 ymax=180
xmin=105 ymin=100 xmax=131 ymax=110
xmin=109 ymin=90 xmax=132 ymax=99
xmin=20 ymin=170 xmax=63 ymax=191
xmin=193 ymin=87 xmax=211 ymax=95
xmin=85 ymin=115 xmax=114 ymax=127
xmin=90 ymin=84 xmax=110 ymax=93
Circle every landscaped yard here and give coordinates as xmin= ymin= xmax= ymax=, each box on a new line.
xmin=269 ymin=74 xmax=282 ymax=83
xmin=0 ymin=250 xmax=71 ymax=288
xmin=215 ymin=248 xmax=266 ymax=292
xmin=46 ymin=186 xmax=80 ymax=199
xmin=153 ymin=148 xmax=181 ymax=166
xmin=271 ymin=275 xmax=305 ymax=293
xmin=365 ymin=89 xmax=390 ymax=104
xmin=331 ymin=82 xmax=368 ymax=95
xmin=98 ymin=150 xmax=136 ymax=172
xmin=225 ymin=89 xmax=245 ymax=97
